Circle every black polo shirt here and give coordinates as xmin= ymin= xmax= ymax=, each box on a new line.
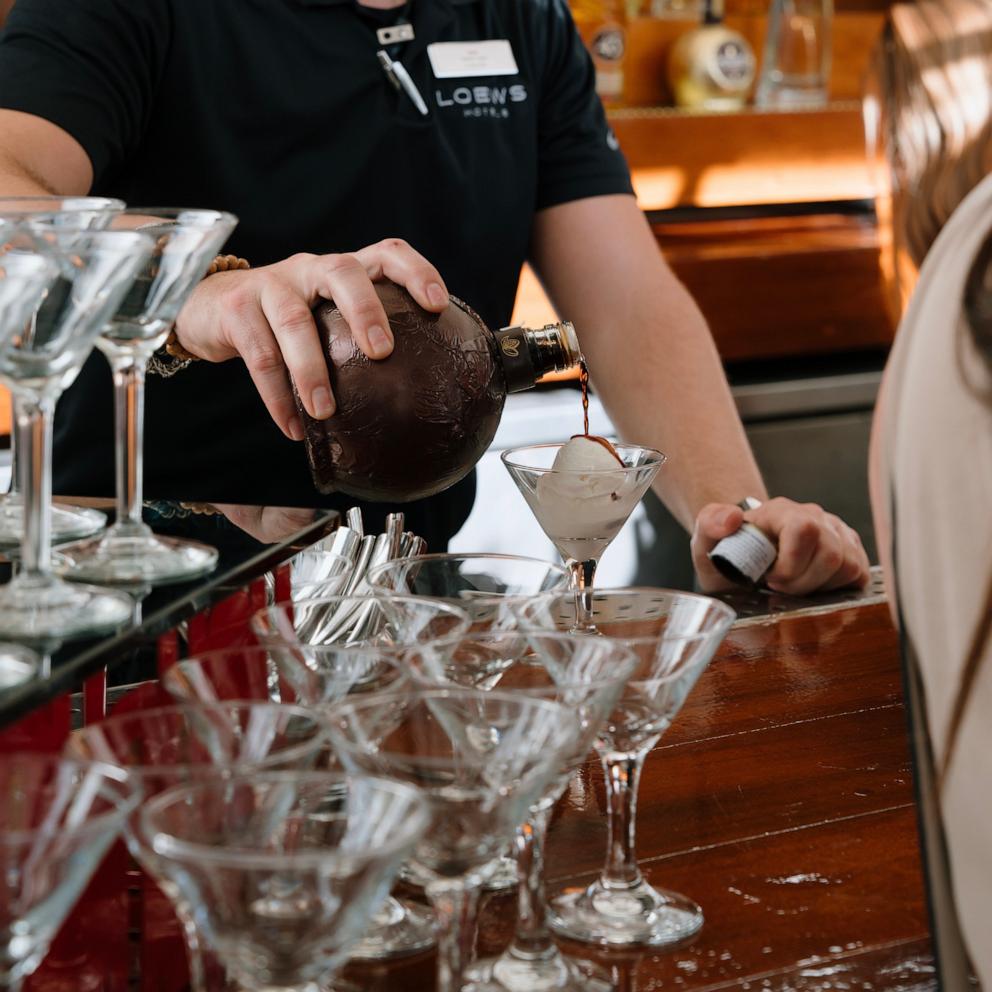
xmin=0 ymin=0 xmax=633 ymax=547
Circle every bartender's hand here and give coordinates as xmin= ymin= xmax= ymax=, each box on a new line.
xmin=173 ymin=239 xmax=449 ymax=441
xmin=691 ymin=497 xmax=870 ymax=596
xmin=212 ymin=504 xmax=317 ymax=544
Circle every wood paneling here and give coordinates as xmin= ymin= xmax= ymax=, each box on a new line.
xmin=513 ymin=211 xmax=894 ymax=362
xmin=657 ymin=211 xmax=894 ymax=360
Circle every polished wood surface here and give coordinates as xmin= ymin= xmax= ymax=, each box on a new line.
xmin=514 ymin=210 xmax=894 ymax=363
xmin=346 ymin=602 xmax=934 ymax=991
xmin=611 ymin=105 xmax=875 ymax=211
xmin=656 ymin=212 xmax=893 ymax=360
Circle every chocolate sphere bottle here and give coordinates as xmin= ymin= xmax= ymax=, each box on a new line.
xmin=298 ymin=281 xmax=582 ymax=502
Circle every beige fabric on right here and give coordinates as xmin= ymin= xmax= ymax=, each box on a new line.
xmin=873 ymin=170 xmax=992 ymax=987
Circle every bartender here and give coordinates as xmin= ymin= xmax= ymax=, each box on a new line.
xmin=0 ymin=0 xmax=869 ymax=593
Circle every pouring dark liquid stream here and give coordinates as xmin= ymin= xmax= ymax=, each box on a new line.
xmin=572 ymin=360 xmax=622 ymax=463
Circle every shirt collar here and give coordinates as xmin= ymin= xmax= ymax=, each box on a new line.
xmin=293 ymin=0 xmax=478 ymax=6
xmin=291 ymin=0 xmax=475 ymax=61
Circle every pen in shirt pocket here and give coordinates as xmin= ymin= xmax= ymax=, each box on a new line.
xmin=377 ymin=50 xmax=429 ymax=116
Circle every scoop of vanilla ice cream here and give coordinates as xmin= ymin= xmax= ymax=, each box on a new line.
xmin=551 ymin=435 xmax=623 ymax=473
xmin=532 ymin=437 xmax=639 ymax=559
xmin=537 ymin=436 xmax=627 ymax=501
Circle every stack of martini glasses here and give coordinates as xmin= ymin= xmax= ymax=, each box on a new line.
xmin=0 ymin=197 xmax=235 ymax=643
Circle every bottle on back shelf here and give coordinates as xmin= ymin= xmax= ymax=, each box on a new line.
xmin=667 ymin=0 xmax=755 ymax=110
xmin=571 ymin=0 xmax=630 ymax=105
xmin=297 ymin=282 xmax=582 ymax=502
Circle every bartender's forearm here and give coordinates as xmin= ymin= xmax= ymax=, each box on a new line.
xmin=0 ymin=110 xmax=93 ymax=195
xmin=0 ymin=152 xmax=56 ymax=194
xmin=531 ymin=194 xmax=766 ymax=531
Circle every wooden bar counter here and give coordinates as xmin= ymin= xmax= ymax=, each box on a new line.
xmin=347 ymin=594 xmax=934 ymax=991
xmin=0 ymin=507 xmax=932 ymax=990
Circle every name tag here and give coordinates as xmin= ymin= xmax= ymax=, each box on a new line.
xmin=427 ymin=40 xmax=519 ymax=78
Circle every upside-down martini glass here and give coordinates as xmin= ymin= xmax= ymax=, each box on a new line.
xmin=501 ymin=444 xmax=665 ymax=624
xmin=0 ymin=196 xmax=124 ymax=546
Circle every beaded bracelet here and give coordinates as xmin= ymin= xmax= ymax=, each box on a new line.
xmin=163 ymin=253 xmax=251 ymax=362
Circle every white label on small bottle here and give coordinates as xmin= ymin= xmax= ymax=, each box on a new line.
xmin=592 ymin=27 xmax=626 ymax=62
xmin=709 ymin=523 xmax=777 ymax=584
xmin=713 ymin=39 xmax=755 ymax=88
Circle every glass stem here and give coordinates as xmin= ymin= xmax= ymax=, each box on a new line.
xmin=8 ymin=312 xmax=39 ymax=503
xmin=7 ymin=394 xmax=18 ymax=498
xmin=426 ymin=878 xmax=480 ymax=992
xmin=179 ymin=917 xmax=208 ymax=992
xmin=612 ymin=959 xmax=639 ymax=992
xmin=14 ymin=390 xmax=54 ymax=581
xmin=506 ymin=807 xmax=556 ymax=960
xmin=600 ymin=749 xmax=649 ymax=890
xmin=566 ymin=558 xmax=597 ymax=629
xmin=255 ymin=985 xmax=319 ymax=992
xmin=110 ymin=353 xmax=146 ymax=531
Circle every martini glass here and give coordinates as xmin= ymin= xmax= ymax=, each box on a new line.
xmin=252 ymin=595 xmax=471 ymax=960
xmin=367 ymin=553 xmax=570 ymax=890
xmin=159 ymin=646 xmax=425 ymax=962
xmin=367 ymin=553 xmax=570 ymax=637
xmin=500 ymin=444 xmax=665 ymax=623
xmin=65 ymin=701 xmax=332 ymax=992
xmin=0 ymin=196 xmax=124 ymax=545
xmin=408 ymin=629 xmax=638 ymax=992
xmin=160 ymin=643 xmax=307 ymax=706
xmin=57 ymin=208 xmax=237 ymax=585
xmin=162 ymin=643 xmax=409 ymax=710
xmin=0 ymin=227 xmax=152 ymax=640
xmin=0 ymin=754 xmax=139 ymax=992
xmin=522 ymin=588 xmax=736 ymax=947
xmin=327 ymin=688 xmax=583 ymax=992
xmin=138 ymin=771 xmax=430 ymax=992
xmin=252 ymin=592 xmax=471 ymax=654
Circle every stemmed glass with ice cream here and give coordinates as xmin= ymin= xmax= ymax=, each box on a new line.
xmin=501 ymin=437 xmax=665 ymax=618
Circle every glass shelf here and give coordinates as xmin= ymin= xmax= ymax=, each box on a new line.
xmin=0 ymin=500 xmax=339 ymax=730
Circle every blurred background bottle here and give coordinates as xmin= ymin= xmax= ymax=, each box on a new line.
xmin=667 ymin=0 xmax=756 ymax=109
xmin=571 ymin=0 xmax=631 ymax=104
xmin=754 ymin=0 xmax=832 ymax=107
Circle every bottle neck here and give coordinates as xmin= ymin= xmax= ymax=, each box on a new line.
xmin=702 ymin=0 xmax=723 ymax=26
xmin=494 ymin=320 xmax=583 ymax=393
